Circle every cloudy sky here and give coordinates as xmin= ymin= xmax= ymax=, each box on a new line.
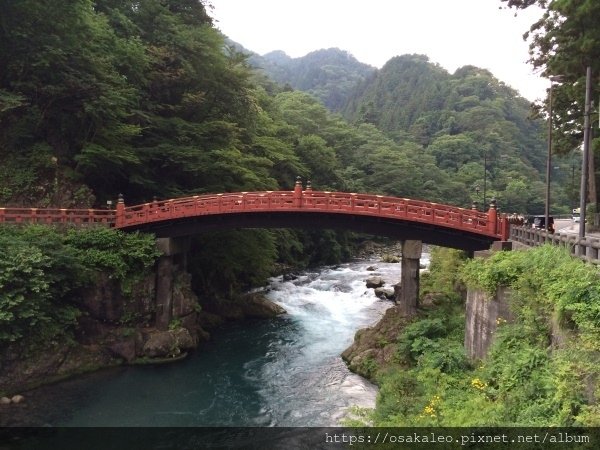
xmin=208 ymin=0 xmax=548 ymax=101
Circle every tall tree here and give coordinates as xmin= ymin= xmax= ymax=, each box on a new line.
xmin=501 ymin=0 xmax=600 ymax=210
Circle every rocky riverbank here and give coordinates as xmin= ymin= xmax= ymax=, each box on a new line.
xmin=341 ymin=292 xmax=443 ymax=380
xmin=0 ymin=264 xmax=285 ymax=400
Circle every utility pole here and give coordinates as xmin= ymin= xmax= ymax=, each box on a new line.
xmin=579 ymin=66 xmax=592 ymax=253
xmin=545 ymin=75 xmax=564 ymax=234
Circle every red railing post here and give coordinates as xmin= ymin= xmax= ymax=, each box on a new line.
xmin=116 ymin=193 xmax=125 ymax=227
xmin=152 ymin=196 xmax=158 ymax=219
xmin=293 ymin=176 xmax=303 ymax=207
xmin=500 ymin=215 xmax=510 ymax=240
xmin=487 ymin=198 xmax=498 ymax=235
xmin=304 ymin=180 xmax=313 ymax=208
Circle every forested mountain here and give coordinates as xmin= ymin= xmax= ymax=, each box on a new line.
xmin=251 ymin=49 xmax=559 ymax=215
xmin=248 ymin=48 xmax=376 ymax=111
xmin=0 ymin=0 xmax=566 ymax=298
xmin=342 ymin=54 xmax=556 ymax=214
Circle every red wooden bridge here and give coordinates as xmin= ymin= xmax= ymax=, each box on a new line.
xmin=0 ymin=180 xmax=509 ymax=251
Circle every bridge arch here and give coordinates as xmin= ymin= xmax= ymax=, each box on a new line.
xmin=115 ymin=181 xmax=508 ymax=253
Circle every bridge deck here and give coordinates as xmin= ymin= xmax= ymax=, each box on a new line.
xmin=0 ymin=190 xmax=508 ymax=245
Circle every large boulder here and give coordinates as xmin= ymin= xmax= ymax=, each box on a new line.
xmin=108 ymin=338 xmax=137 ymax=363
xmin=141 ymin=328 xmax=195 ymax=358
xmin=240 ymin=293 xmax=286 ymax=318
xmin=171 ymin=328 xmax=196 ymax=350
xmin=142 ymin=332 xmax=177 ymax=358
xmin=200 ymin=293 xmax=286 ymax=321
xmin=374 ymin=287 xmax=395 ymax=300
xmin=365 ymin=276 xmax=384 ymax=289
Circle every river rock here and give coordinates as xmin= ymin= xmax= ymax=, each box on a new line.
xmin=109 ymin=339 xmax=137 ymax=363
xmin=142 ymin=331 xmax=180 ymax=358
xmin=366 ymin=266 xmax=377 ymax=271
xmin=240 ymin=293 xmax=286 ymax=318
xmin=374 ymin=287 xmax=395 ymax=300
xmin=171 ymin=328 xmax=196 ymax=350
xmin=0 ymin=397 xmax=11 ymax=405
xmin=380 ymin=254 xmax=401 ymax=263
xmin=365 ymin=276 xmax=384 ymax=289
xmin=11 ymin=395 xmax=24 ymax=404
xmin=142 ymin=328 xmax=197 ymax=358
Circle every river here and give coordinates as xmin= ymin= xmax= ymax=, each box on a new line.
xmin=3 ymin=256 xmax=427 ymax=428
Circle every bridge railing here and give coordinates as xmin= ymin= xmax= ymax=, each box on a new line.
xmin=510 ymin=225 xmax=600 ymax=264
xmin=118 ymin=190 xmax=505 ymax=239
xmin=0 ymin=207 xmax=115 ymax=226
xmin=0 ymin=190 xmax=508 ymax=241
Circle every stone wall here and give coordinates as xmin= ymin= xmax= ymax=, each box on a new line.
xmin=464 ymin=286 xmax=513 ymax=360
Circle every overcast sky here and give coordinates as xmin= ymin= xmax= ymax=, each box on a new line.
xmin=208 ymin=0 xmax=548 ymax=101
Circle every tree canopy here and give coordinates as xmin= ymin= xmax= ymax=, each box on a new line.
xmin=501 ymin=0 xmax=600 ymax=210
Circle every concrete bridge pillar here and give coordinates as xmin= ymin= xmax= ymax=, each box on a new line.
xmin=155 ymin=237 xmax=190 ymax=330
xmin=398 ymin=240 xmax=422 ymax=317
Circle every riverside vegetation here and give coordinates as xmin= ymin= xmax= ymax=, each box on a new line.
xmin=1 ymin=0 xmax=599 ymax=422
xmin=344 ymin=245 xmax=600 ymax=426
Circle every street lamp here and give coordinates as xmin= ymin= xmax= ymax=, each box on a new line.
xmin=545 ymin=75 xmax=565 ymax=233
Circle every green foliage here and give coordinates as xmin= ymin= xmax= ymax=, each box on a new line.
xmin=373 ymin=245 xmax=600 ymax=426
xmin=189 ymin=230 xmax=278 ymax=297
xmin=0 ymin=225 xmax=160 ymax=346
xmin=502 ymin=0 xmax=600 ymax=210
xmin=0 ymin=226 xmax=80 ymax=344
xmin=0 ymin=0 xmax=565 ymax=345
xmin=422 ymin=247 xmax=468 ymax=296
xmin=66 ymin=228 xmax=160 ymax=281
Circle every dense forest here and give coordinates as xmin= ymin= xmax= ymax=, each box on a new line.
xmin=1 ymin=0 xmax=564 ymax=300
xmin=246 ymin=50 xmax=575 ymax=216
xmin=2 ymin=0 xmax=600 ymax=429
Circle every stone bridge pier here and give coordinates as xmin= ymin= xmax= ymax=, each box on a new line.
xmin=397 ymin=239 xmax=422 ymax=317
xmin=155 ymin=237 xmax=191 ymax=330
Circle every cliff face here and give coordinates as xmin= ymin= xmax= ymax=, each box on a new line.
xmin=0 ymin=262 xmax=284 ymax=396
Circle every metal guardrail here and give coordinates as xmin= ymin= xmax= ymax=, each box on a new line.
xmin=510 ymin=226 xmax=600 ymax=264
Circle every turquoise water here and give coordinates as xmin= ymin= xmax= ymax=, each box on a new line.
xmin=6 ymin=259 xmax=424 ymax=427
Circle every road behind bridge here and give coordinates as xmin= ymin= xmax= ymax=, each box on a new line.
xmin=554 ymin=219 xmax=600 ymax=239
